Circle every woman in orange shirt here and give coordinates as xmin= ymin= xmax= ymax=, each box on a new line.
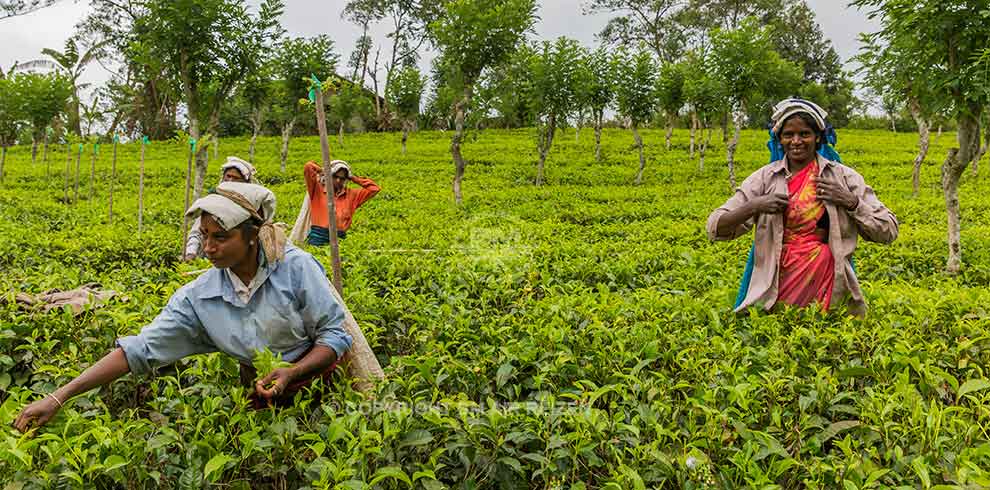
xmin=303 ymin=160 xmax=380 ymax=245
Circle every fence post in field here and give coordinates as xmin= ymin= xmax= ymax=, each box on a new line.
xmin=89 ymin=143 xmax=99 ymax=201
xmin=63 ymin=143 xmax=70 ymax=201
xmin=182 ymin=138 xmax=196 ymax=258
xmin=73 ymin=144 xmax=82 ymax=204
xmin=138 ymin=136 xmax=148 ymax=234
xmin=310 ymin=75 xmax=343 ymax=293
xmin=109 ymin=136 xmax=118 ymax=224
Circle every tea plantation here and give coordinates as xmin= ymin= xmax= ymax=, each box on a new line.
xmin=1 ymin=128 xmax=989 ymax=488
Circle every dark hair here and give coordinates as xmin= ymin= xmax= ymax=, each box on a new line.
xmin=781 ymin=112 xmax=824 ymax=151
xmin=233 ymin=206 xmax=265 ymax=243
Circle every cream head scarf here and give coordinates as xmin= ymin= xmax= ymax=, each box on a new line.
xmin=186 ymin=182 xmax=287 ymax=263
xmin=770 ymin=98 xmax=829 ymax=135
xmin=220 ymin=156 xmax=258 ymax=183
xmin=330 ymin=160 xmax=351 ymax=178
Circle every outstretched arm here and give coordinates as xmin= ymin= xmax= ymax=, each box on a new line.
xmin=14 ymin=348 xmax=130 ymax=433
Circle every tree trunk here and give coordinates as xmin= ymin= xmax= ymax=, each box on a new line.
xmin=401 ymin=123 xmax=409 ymax=155
xmin=372 ymin=47 xmax=382 ymax=122
xmin=972 ymin=117 xmax=990 ymax=177
xmin=633 ymin=124 xmax=646 ymax=185
xmin=280 ymin=119 xmax=295 ymax=173
xmin=890 ymin=116 xmax=897 ymax=133
xmin=0 ymin=146 xmax=5 ymax=184
xmin=338 ymin=121 xmax=344 ymax=147
xmin=943 ymin=110 xmax=981 ymax=273
xmin=43 ymin=134 xmax=49 ymax=177
xmin=908 ymin=99 xmax=930 ymax=198
xmin=249 ymin=106 xmax=263 ymax=164
xmin=213 ymin=135 xmax=219 ymax=159
xmin=689 ymin=111 xmax=697 ymax=158
xmin=69 ymin=96 xmax=82 ymax=136
xmin=665 ymin=112 xmax=675 ymax=151
xmin=594 ymin=112 xmax=603 ymax=162
xmin=31 ymin=138 xmax=38 ymax=165
xmin=536 ymin=114 xmax=556 ymax=186
xmin=192 ymin=144 xmax=209 ymax=202
xmin=249 ymin=129 xmax=259 ymax=165
xmin=451 ymin=86 xmax=472 ymax=204
xmin=726 ymin=104 xmax=745 ymax=190
xmin=721 ymin=112 xmax=729 ymax=143
xmin=700 ymin=123 xmax=713 ymax=171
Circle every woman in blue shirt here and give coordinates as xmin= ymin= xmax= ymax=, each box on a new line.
xmin=14 ymin=182 xmax=353 ymax=432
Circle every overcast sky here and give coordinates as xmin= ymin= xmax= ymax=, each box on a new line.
xmin=0 ymin=0 xmax=880 ymax=98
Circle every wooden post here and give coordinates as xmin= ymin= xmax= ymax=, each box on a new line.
xmin=138 ymin=137 xmax=147 ymax=233
xmin=312 ymin=79 xmax=343 ymax=293
xmin=89 ymin=143 xmax=98 ymax=201
xmin=63 ymin=143 xmax=70 ymax=202
xmin=109 ymin=136 xmax=118 ymax=223
xmin=182 ymin=139 xmax=195 ymax=258
xmin=73 ymin=144 xmax=82 ymax=204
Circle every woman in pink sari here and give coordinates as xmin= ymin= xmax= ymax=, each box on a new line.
xmin=707 ymin=99 xmax=898 ymax=316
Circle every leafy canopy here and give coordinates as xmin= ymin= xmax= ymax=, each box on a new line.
xmin=428 ymin=0 xmax=537 ymax=88
xmin=613 ymin=47 xmax=657 ymax=126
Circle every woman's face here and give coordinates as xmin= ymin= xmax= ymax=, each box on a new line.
xmin=332 ymin=170 xmax=348 ymax=193
xmin=200 ymin=213 xmax=253 ymax=269
xmin=222 ymin=168 xmax=247 ymax=183
xmin=779 ymin=116 xmax=819 ymax=165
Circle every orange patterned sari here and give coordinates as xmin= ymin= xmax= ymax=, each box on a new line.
xmin=778 ymin=161 xmax=835 ymax=309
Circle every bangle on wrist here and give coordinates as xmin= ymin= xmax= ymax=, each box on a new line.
xmin=48 ymin=393 xmax=64 ymax=408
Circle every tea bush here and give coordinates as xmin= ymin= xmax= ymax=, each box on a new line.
xmin=0 ymin=127 xmax=989 ymax=488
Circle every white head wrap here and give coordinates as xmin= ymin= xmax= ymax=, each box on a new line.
xmin=186 ymin=182 xmax=286 ymax=263
xmin=220 ymin=157 xmax=258 ymax=183
xmin=771 ymin=98 xmax=829 ymax=135
xmin=330 ymin=160 xmax=351 ymax=178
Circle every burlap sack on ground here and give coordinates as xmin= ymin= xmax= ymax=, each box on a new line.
xmin=13 ymin=284 xmax=119 ymax=315
xmin=327 ymin=279 xmax=384 ymax=392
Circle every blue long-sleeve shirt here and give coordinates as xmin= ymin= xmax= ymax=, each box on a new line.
xmin=116 ymin=245 xmax=352 ymax=374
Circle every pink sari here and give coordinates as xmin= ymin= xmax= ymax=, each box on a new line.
xmin=778 ymin=161 xmax=835 ymax=309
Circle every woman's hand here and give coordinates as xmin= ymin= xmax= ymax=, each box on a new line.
xmin=255 ymin=367 xmax=297 ymax=402
xmin=816 ymin=177 xmax=859 ymax=210
xmin=13 ymin=396 xmax=61 ymax=433
xmin=750 ymin=192 xmax=789 ymax=215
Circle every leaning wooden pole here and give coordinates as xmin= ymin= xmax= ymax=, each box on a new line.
xmin=312 ymin=79 xmax=343 ymax=293
xmin=182 ymin=138 xmax=195 ymax=257
xmin=109 ymin=136 xmax=118 ymax=223
xmin=138 ymin=137 xmax=147 ymax=233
